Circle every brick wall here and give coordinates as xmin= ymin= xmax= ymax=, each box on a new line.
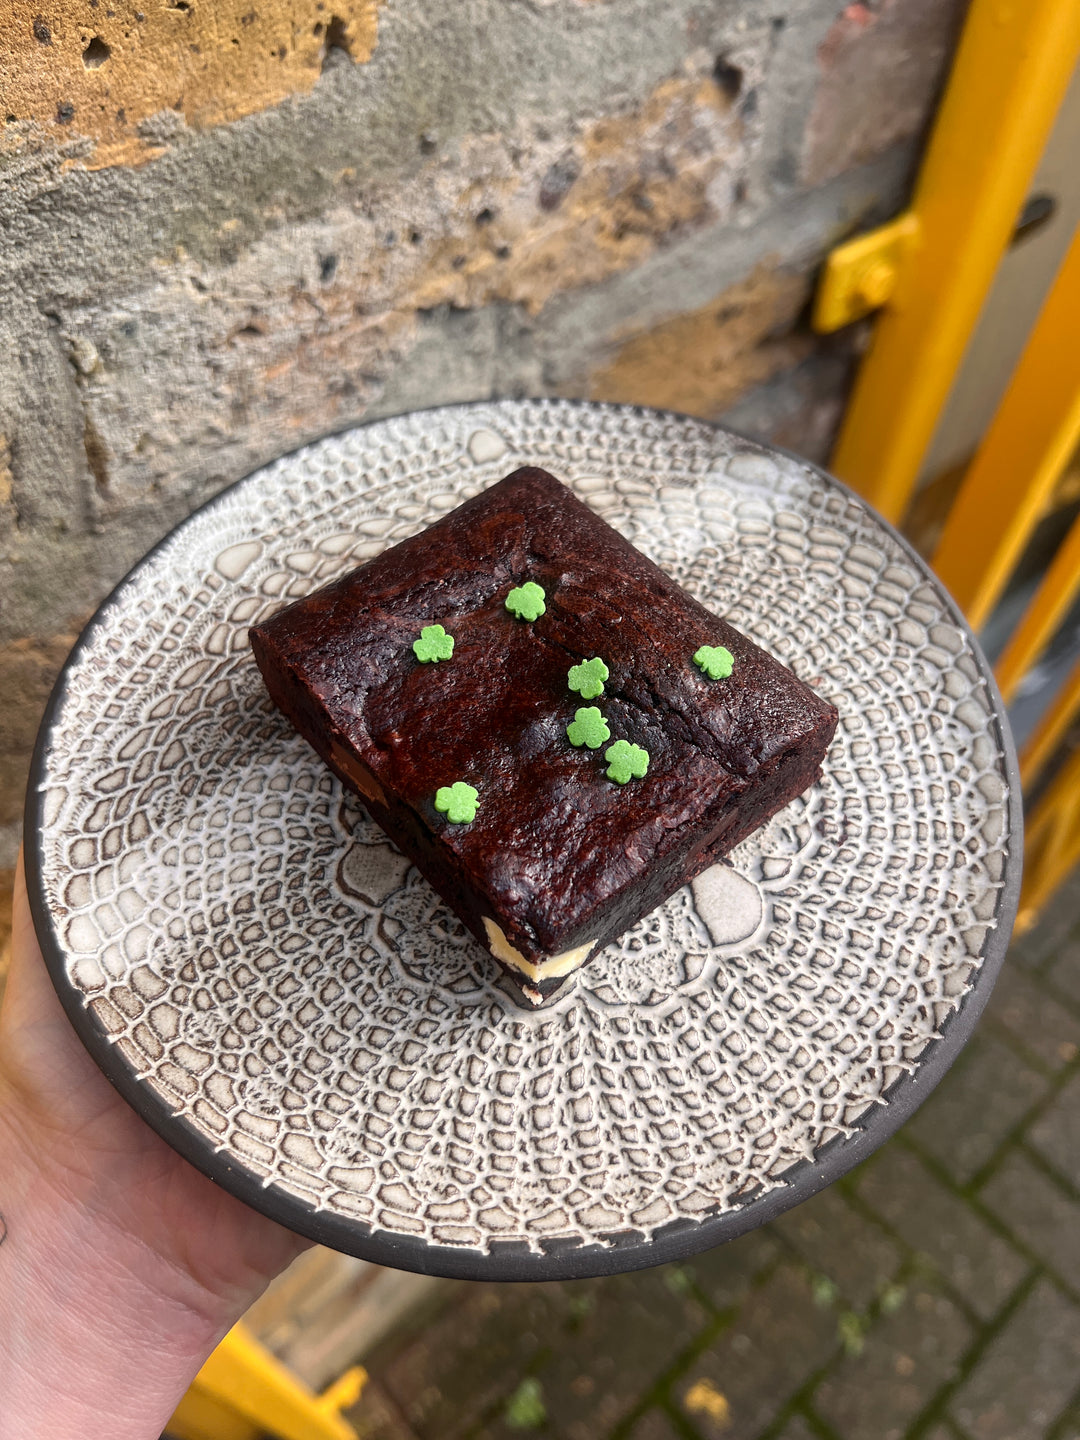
xmin=0 ymin=0 xmax=967 ymax=868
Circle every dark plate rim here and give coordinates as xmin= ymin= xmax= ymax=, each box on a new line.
xmin=23 ymin=398 xmax=1023 ymax=1282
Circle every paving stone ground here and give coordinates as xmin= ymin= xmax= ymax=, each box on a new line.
xmin=348 ymin=868 xmax=1080 ymax=1440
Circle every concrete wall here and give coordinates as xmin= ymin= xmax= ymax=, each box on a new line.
xmin=0 ymin=0 xmax=968 ymax=870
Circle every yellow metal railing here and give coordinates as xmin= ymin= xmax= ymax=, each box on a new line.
xmin=1020 ymin=747 xmax=1080 ymax=926
xmin=1020 ymin=655 xmax=1080 ymax=925
xmin=815 ymin=0 xmax=1080 ymax=525
xmin=932 ymin=228 xmax=1080 ymax=644
xmin=815 ymin=0 xmax=1080 ymax=929
xmin=166 ymin=1321 xmax=365 ymax=1440
xmin=947 ymin=233 xmax=1080 ymax=930
xmin=1021 ymin=656 xmax=1080 ymax=790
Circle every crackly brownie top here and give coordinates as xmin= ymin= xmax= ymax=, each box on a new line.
xmin=253 ymin=467 xmax=834 ymax=949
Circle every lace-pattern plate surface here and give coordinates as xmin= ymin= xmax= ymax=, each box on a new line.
xmin=27 ymin=400 xmax=1020 ymax=1279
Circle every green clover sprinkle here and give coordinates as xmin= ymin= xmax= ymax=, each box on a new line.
xmin=505 ymin=581 xmax=546 ymax=621
xmin=566 ymin=706 xmax=611 ymax=750
xmin=434 ymin=781 xmax=478 ymax=823
xmin=413 ymin=624 xmax=455 ymax=663
xmin=605 ymin=739 xmax=650 ymax=785
xmin=568 ymin=656 xmax=609 ymax=699
xmin=693 ymin=644 xmax=734 ymax=680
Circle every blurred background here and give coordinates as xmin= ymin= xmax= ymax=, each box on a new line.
xmin=3 ymin=3 xmax=1080 ymax=1437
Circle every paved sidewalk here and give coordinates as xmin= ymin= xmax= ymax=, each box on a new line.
xmin=348 ymin=868 xmax=1080 ymax=1440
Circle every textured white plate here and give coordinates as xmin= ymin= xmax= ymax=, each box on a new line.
xmin=27 ymin=400 xmax=1020 ymax=1278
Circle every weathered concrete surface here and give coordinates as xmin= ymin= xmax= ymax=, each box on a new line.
xmin=4 ymin=1 xmax=380 ymax=168
xmin=0 ymin=0 xmax=968 ymax=864
xmin=45 ymin=64 xmax=754 ymax=525
xmin=585 ymin=264 xmax=812 ymax=416
xmin=802 ymin=0 xmax=964 ymax=186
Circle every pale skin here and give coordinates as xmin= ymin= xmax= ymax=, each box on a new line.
xmin=0 ymin=854 xmax=311 ymax=1439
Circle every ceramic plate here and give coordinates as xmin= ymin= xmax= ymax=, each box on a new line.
xmin=26 ymin=400 xmax=1021 ymax=1280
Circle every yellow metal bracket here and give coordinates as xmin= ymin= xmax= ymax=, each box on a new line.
xmin=166 ymin=1322 xmax=365 ymax=1440
xmin=812 ymin=214 xmax=919 ymax=334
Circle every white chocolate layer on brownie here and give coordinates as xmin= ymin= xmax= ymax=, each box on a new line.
xmin=482 ymin=918 xmax=596 ymax=982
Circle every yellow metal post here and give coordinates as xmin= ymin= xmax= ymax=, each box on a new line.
xmin=166 ymin=1322 xmax=365 ymax=1440
xmin=995 ymin=510 xmax=1080 ymax=706
xmin=932 ymin=228 xmax=1080 ymax=630
xmin=1019 ymin=655 xmax=1080 ymax=789
xmin=1018 ymin=744 xmax=1080 ymax=932
xmin=816 ymin=0 xmax=1080 ymax=524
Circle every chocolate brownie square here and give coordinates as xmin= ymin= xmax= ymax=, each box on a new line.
xmin=250 ymin=467 xmax=837 ymax=1004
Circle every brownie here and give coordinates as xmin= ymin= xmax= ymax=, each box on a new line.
xmin=250 ymin=467 xmax=837 ymax=1005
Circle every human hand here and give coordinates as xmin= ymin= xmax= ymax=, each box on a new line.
xmin=0 ymin=851 xmax=311 ymax=1439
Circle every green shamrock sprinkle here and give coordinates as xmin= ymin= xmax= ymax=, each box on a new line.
xmin=434 ymin=781 xmax=478 ymax=823
xmin=566 ymin=706 xmax=611 ymax=750
xmin=505 ymin=581 xmax=546 ymax=621
xmin=605 ymin=739 xmax=650 ymax=785
xmin=568 ymin=656 xmax=609 ymax=699
xmin=693 ymin=644 xmax=734 ymax=680
xmin=413 ymin=624 xmax=455 ymax=663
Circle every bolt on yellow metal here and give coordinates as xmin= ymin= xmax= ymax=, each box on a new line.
xmin=811 ymin=213 xmax=918 ymax=334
